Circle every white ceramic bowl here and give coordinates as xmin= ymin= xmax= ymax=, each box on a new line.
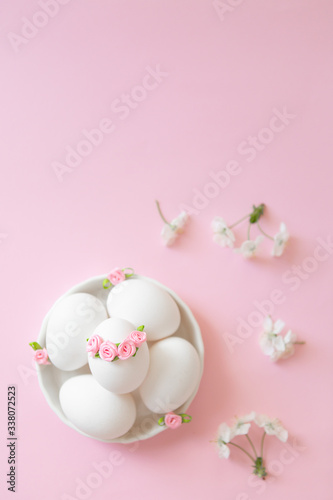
xmin=37 ymin=274 xmax=204 ymax=443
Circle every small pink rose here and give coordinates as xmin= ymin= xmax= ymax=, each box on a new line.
xmin=164 ymin=412 xmax=182 ymax=429
xmin=99 ymin=341 xmax=118 ymax=361
xmin=107 ymin=268 xmax=126 ymax=286
xmin=86 ymin=334 xmax=103 ymax=356
xmin=33 ymin=348 xmax=50 ymax=365
xmin=117 ymin=340 xmax=136 ymax=360
xmin=128 ymin=330 xmax=147 ymax=347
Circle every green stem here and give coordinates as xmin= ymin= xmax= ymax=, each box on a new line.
xmin=229 ymin=442 xmax=256 ymax=463
xmin=229 ymin=213 xmax=252 ymax=229
xmin=246 ymin=435 xmax=258 ymax=458
xmin=260 ymin=431 xmax=266 ymax=458
xmin=155 ymin=200 xmax=170 ymax=225
xmin=247 ymin=223 xmax=251 ymax=240
xmin=257 ymin=222 xmax=274 ymax=241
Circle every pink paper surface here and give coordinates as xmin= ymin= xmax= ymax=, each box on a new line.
xmin=1 ymin=1 xmax=332 ymax=499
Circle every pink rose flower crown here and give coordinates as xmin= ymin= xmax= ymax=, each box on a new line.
xmin=86 ymin=325 xmax=147 ymax=362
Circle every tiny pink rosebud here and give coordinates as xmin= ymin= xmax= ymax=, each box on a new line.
xmin=107 ymin=268 xmax=126 ymax=285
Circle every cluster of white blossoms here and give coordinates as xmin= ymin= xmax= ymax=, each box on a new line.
xmin=259 ymin=316 xmax=304 ymax=362
xmin=211 ymin=204 xmax=290 ymax=258
xmin=156 ymin=202 xmax=290 ymax=256
xmin=215 ymin=412 xmax=288 ymax=479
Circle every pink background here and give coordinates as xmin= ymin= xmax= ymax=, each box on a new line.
xmin=1 ymin=1 xmax=333 ymax=499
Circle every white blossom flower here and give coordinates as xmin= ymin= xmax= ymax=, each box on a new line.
xmin=211 ymin=217 xmax=235 ymax=248
xmin=160 ymin=210 xmax=189 ymax=246
xmin=231 ymin=412 xmax=256 ymax=437
xmin=254 ymin=414 xmax=288 ymax=442
xmin=272 ymin=222 xmax=289 ymax=257
xmin=234 ymin=235 xmax=264 ymax=258
xmin=216 ymin=423 xmax=233 ymax=459
xmin=260 ymin=317 xmax=300 ymax=361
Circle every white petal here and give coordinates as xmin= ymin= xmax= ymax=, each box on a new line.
xmin=284 ymin=330 xmax=297 ymax=344
xmin=273 ymin=319 xmax=285 ymax=334
xmin=276 ymin=428 xmax=288 ymax=442
xmin=217 ymin=423 xmax=231 ymax=443
xmin=280 ymin=222 xmax=287 ymax=234
xmin=218 ymin=443 xmax=230 ymax=459
xmin=241 ymin=411 xmax=256 ymax=422
xmin=233 ymin=422 xmax=251 ymax=436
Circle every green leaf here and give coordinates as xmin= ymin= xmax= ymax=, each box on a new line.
xmin=249 ymin=204 xmax=265 ymax=224
xmin=180 ymin=413 xmax=192 ymax=423
xmin=123 ymin=267 xmax=135 ymax=278
xmin=132 ymin=347 xmax=139 ymax=358
xmin=137 ymin=325 xmax=145 ymax=332
xmin=95 ymin=352 xmax=100 ymax=358
xmin=103 ymin=278 xmax=111 ymax=289
xmin=112 ymin=356 xmax=119 ymax=362
xmin=29 ymin=341 xmax=42 ymax=351
xmin=157 ymin=417 xmax=165 ymax=426
xmin=86 ymin=338 xmax=89 ymax=342
xmin=252 ymin=456 xmax=267 ymax=478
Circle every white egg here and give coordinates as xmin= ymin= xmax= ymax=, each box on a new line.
xmin=46 ymin=293 xmax=108 ymax=371
xmin=106 ymin=278 xmax=181 ymax=341
xmin=59 ymin=375 xmax=136 ymax=440
xmin=139 ymin=337 xmax=201 ymax=413
xmin=88 ymin=318 xmax=150 ymax=394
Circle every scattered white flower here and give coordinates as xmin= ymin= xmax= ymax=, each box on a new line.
xmin=254 ymin=414 xmax=288 ymax=442
xmin=272 ymin=222 xmax=289 ymax=257
xmin=259 ymin=316 xmax=303 ymax=361
xmin=231 ymin=411 xmax=256 ymax=437
xmin=158 ymin=204 xmax=189 ymax=246
xmin=234 ymin=235 xmax=264 ymax=258
xmin=216 ymin=423 xmax=233 ymax=459
xmin=211 ymin=217 xmax=235 ymax=248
